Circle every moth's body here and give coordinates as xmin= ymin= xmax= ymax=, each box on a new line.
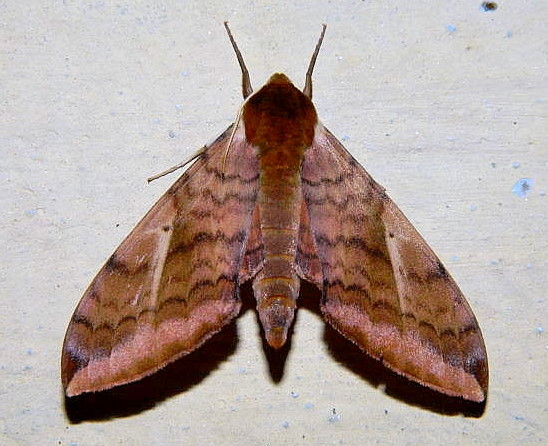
xmin=244 ymin=73 xmax=317 ymax=348
xmin=62 ymin=24 xmax=488 ymax=403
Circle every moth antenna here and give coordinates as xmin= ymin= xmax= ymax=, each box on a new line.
xmin=224 ymin=21 xmax=253 ymax=99
xmin=147 ymin=147 xmax=206 ymax=183
xmin=303 ymin=24 xmax=327 ymax=99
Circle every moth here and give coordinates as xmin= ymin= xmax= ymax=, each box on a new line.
xmin=62 ymin=23 xmax=488 ymax=402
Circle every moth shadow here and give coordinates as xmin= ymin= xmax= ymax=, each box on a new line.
xmin=298 ymin=282 xmax=486 ymax=417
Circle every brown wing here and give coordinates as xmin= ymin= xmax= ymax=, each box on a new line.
xmin=62 ymin=124 xmax=260 ymax=396
xmin=299 ymin=125 xmax=488 ymax=402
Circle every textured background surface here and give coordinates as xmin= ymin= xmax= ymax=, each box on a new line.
xmin=1 ymin=1 xmax=546 ymax=444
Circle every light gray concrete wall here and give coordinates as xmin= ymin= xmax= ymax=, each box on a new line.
xmin=1 ymin=1 xmax=545 ymax=444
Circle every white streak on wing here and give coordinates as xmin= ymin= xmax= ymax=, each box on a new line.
xmin=150 ymin=224 xmax=174 ymax=305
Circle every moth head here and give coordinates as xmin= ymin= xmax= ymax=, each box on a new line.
xmin=266 ymin=73 xmax=292 ymax=85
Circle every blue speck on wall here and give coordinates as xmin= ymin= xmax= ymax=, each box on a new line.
xmin=445 ymin=24 xmax=457 ymax=33
xmin=512 ymin=178 xmax=533 ymax=198
xmin=328 ymin=408 xmax=341 ymax=423
xmin=512 ymin=415 xmax=525 ymax=421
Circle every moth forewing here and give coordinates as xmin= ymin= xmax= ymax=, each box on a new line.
xmin=62 ymin=124 xmax=259 ymax=396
